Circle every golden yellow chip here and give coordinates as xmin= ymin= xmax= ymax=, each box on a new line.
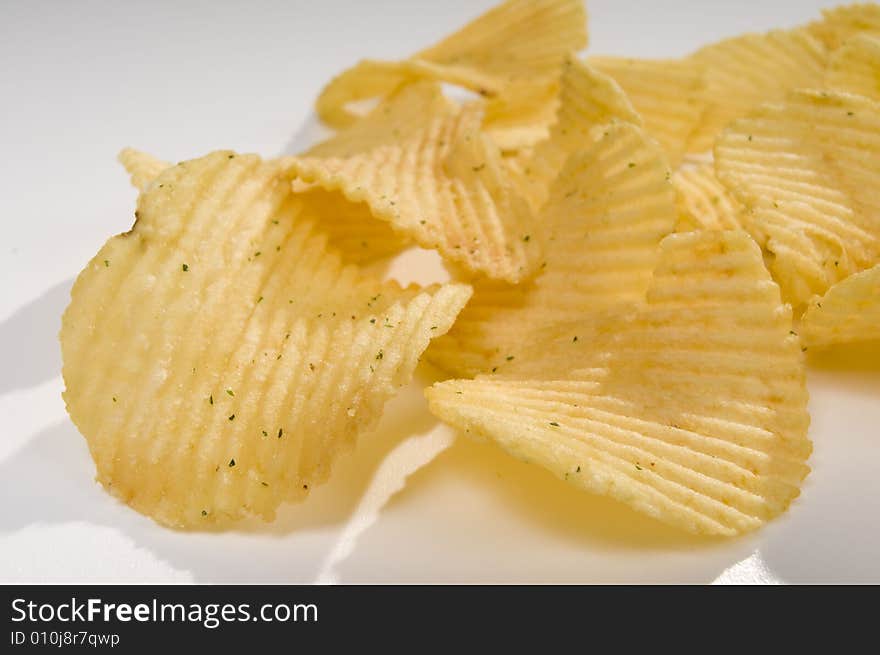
xmin=427 ymin=230 xmax=811 ymax=536
xmin=118 ymin=144 xmax=409 ymax=265
xmin=118 ymin=148 xmax=169 ymax=191
xmin=672 ymin=161 xmax=744 ymax=231
xmin=296 ymin=187 xmax=410 ymax=264
xmin=427 ymin=121 xmax=675 ymax=376
xmin=715 ymin=89 xmax=880 ymax=309
xmin=307 ymin=81 xmax=454 ymax=158
xmin=315 ymin=0 xmax=588 ymax=149
xmin=807 ymin=2 xmax=880 ymax=50
xmin=800 ymin=263 xmax=880 ymax=347
xmin=521 ymin=56 xmax=642 ymax=210
xmin=481 ymin=81 xmax=562 ymax=151
xmin=686 ymin=28 xmax=828 ymax=153
xmin=61 ymin=151 xmax=471 ymax=528
xmin=288 ymin=90 xmax=540 ymax=283
xmin=825 ymin=33 xmax=880 ymax=101
xmin=588 ymin=56 xmax=706 ymax=166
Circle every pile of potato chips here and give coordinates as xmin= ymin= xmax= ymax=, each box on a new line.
xmin=62 ymin=0 xmax=879 ymax=536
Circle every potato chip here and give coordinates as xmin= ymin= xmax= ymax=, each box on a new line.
xmin=800 ymin=263 xmax=880 ymax=347
xmin=287 ymin=91 xmax=540 ymax=283
xmin=481 ymin=82 xmax=562 ymax=151
xmin=825 ymin=33 xmax=880 ymax=101
xmin=427 ymin=121 xmax=675 ymax=377
xmin=714 ymin=89 xmax=880 ymax=309
xmin=315 ymin=0 xmax=588 ymax=149
xmin=686 ymin=28 xmax=828 ymax=153
xmin=118 ymin=148 xmax=169 ymax=191
xmin=427 ymin=230 xmax=811 ymax=536
xmin=807 ymin=2 xmax=880 ymax=50
xmin=308 ymin=81 xmax=454 ymax=158
xmin=672 ymin=161 xmax=744 ymax=231
xmin=296 ymin=187 xmax=410 ymax=264
xmin=521 ymin=57 xmax=642 ymax=210
xmin=588 ymin=56 xmax=706 ymax=166
xmin=118 ymin=143 xmax=409 ymax=265
xmin=61 ymin=151 xmax=471 ymax=528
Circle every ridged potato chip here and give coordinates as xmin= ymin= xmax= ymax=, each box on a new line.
xmin=427 ymin=121 xmax=675 ymax=376
xmin=118 ymin=148 xmax=169 ymax=191
xmin=61 ymin=151 xmax=471 ymax=528
xmin=481 ymin=82 xmax=563 ymax=152
xmin=315 ymin=0 xmax=588 ymax=150
xmin=715 ymin=89 xmax=880 ymax=309
xmin=800 ymin=263 xmax=880 ymax=347
xmin=118 ymin=146 xmax=407 ymax=265
xmin=673 ymin=161 xmax=744 ymax=231
xmin=427 ymin=230 xmax=811 ymax=536
xmin=521 ymin=56 xmax=641 ymax=210
xmin=808 ymin=2 xmax=880 ymax=50
xmin=307 ymin=81 xmax=454 ymax=159
xmin=825 ymin=33 xmax=880 ymax=101
xmin=295 ymin=187 xmax=410 ymax=264
xmin=288 ymin=89 xmax=540 ymax=283
xmin=588 ymin=56 xmax=706 ymax=166
xmin=686 ymin=28 xmax=828 ymax=153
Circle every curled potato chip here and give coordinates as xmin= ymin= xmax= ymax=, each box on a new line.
xmin=288 ymin=87 xmax=540 ymax=283
xmin=61 ymin=151 xmax=471 ymax=528
xmin=686 ymin=28 xmax=828 ymax=153
xmin=307 ymin=81 xmax=454 ymax=159
xmin=427 ymin=230 xmax=811 ymax=536
xmin=118 ymin=148 xmax=169 ymax=191
xmin=117 ymin=146 xmax=408 ymax=266
xmin=522 ymin=57 xmax=641 ymax=210
xmin=588 ymin=56 xmax=706 ymax=166
xmin=808 ymin=3 xmax=880 ymax=50
xmin=296 ymin=187 xmax=410 ymax=264
xmin=715 ymin=89 xmax=880 ymax=309
xmin=481 ymin=82 xmax=563 ymax=151
xmin=427 ymin=121 xmax=675 ymax=376
xmin=825 ymin=33 xmax=880 ymax=101
xmin=315 ymin=0 xmax=588 ymax=149
xmin=673 ymin=161 xmax=744 ymax=231
xmin=800 ymin=263 xmax=880 ymax=347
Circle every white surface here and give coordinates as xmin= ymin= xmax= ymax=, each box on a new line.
xmin=2 ymin=0 xmax=878 ymax=584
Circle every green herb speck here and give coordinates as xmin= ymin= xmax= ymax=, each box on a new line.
xmin=182 ymin=263 xmax=189 ymax=271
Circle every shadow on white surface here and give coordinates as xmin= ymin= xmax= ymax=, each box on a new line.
xmin=0 ymin=366 xmax=452 ymax=583
xmin=0 ymin=278 xmax=72 ymax=394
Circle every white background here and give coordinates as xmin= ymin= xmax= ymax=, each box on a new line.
xmin=2 ymin=0 xmax=878 ymax=583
